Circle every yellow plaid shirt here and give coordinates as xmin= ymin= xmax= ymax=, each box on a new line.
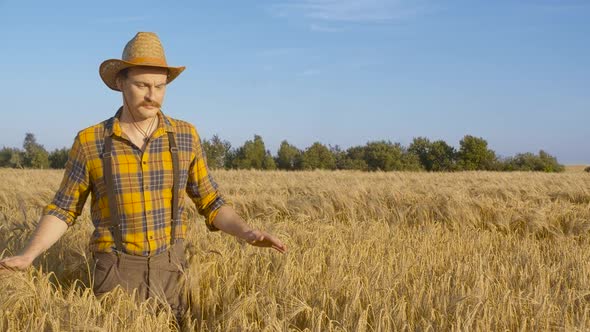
xmin=43 ymin=108 xmax=225 ymax=256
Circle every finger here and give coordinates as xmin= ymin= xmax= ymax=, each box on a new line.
xmin=264 ymin=234 xmax=284 ymax=250
xmin=0 ymin=261 xmax=17 ymax=272
xmin=271 ymin=243 xmax=287 ymax=253
xmin=270 ymin=237 xmax=285 ymax=249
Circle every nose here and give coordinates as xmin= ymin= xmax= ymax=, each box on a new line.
xmin=145 ymin=86 xmax=155 ymax=101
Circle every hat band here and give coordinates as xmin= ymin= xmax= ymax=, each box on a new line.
xmin=126 ymin=56 xmax=168 ymax=67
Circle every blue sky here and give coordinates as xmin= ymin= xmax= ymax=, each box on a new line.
xmin=0 ymin=0 xmax=588 ymax=164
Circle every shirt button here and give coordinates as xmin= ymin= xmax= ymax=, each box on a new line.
xmin=146 ymin=210 xmax=152 ymax=215
xmin=144 ymin=185 xmax=150 ymax=190
xmin=142 ymin=161 xmax=147 ymax=165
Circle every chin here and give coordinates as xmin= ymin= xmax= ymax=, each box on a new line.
xmin=137 ymin=106 xmax=160 ymax=118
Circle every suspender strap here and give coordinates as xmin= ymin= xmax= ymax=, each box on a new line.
xmin=168 ymin=131 xmax=180 ymax=245
xmin=102 ymin=136 xmax=124 ymax=252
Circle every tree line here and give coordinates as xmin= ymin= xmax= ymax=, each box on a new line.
xmin=202 ymin=134 xmax=564 ymax=173
xmin=1 ymin=133 xmax=565 ymax=172
xmin=0 ymin=133 xmax=69 ymax=169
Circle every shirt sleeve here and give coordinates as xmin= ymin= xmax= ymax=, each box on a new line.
xmin=185 ymin=126 xmax=226 ymax=231
xmin=43 ymin=134 xmax=91 ymax=226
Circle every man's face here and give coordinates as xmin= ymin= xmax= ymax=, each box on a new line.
xmin=118 ymin=66 xmax=168 ymax=120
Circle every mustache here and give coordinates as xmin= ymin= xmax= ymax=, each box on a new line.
xmin=139 ymin=101 xmax=161 ymax=108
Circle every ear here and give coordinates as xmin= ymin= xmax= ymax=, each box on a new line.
xmin=115 ymin=76 xmax=123 ymax=90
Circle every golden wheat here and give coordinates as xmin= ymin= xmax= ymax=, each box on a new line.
xmin=565 ymin=165 xmax=589 ymax=173
xmin=1 ymin=169 xmax=589 ymax=331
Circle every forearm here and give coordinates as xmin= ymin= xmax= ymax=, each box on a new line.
xmin=211 ymin=206 xmax=255 ymax=241
xmin=19 ymin=214 xmax=69 ymax=261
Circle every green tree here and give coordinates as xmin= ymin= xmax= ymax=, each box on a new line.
xmin=276 ymin=140 xmax=302 ymax=170
xmin=232 ymin=135 xmax=267 ymax=170
xmin=331 ymin=145 xmax=370 ymax=171
xmin=338 ymin=146 xmax=368 ymax=171
xmin=0 ymin=147 xmax=24 ymax=168
xmin=23 ymin=133 xmax=49 ymax=169
xmin=224 ymin=149 xmax=237 ymax=169
xmin=48 ymin=148 xmax=70 ymax=169
xmin=504 ymin=150 xmax=564 ymax=172
xmin=408 ymin=137 xmax=433 ymax=170
xmin=538 ymin=150 xmax=564 ymax=172
xmin=340 ymin=158 xmax=368 ymax=171
xmin=202 ymin=134 xmax=232 ymax=169
xmin=301 ymin=142 xmax=336 ymax=170
xmin=401 ymin=148 xmax=424 ymax=171
xmin=409 ymin=137 xmax=457 ymax=171
xmin=330 ymin=145 xmax=346 ymax=170
xmin=503 ymin=152 xmax=538 ymax=171
xmin=457 ymin=135 xmax=496 ymax=171
xmin=429 ymin=140 xmax=457 ymax=171
xmin=0 ymin=147 xmax=11 ymax=167
xmin=364 ymin=140 xmax=405 ymax=171
xmin=263 ymin=151 xmax=277 ymax=170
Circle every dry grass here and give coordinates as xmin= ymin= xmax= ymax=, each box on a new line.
xmin=565 ymin=165 xmax=589 ymax=173
xmin=1 ymin=168 xmax=590 ymax=331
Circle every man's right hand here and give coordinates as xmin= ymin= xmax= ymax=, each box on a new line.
xmin=0 ymin=215 xmax=69 ymax=275
xmin=0 ymin=255 xmax=34 ymax=274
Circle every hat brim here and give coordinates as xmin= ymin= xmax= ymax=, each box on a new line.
xmin=99 ymin=59 xmax=185 ymax=91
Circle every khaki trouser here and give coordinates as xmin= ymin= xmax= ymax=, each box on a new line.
xmin=92 ymin=241 xmax=188 ymax=320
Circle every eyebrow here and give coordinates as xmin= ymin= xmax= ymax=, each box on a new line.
xmin=132 ymin=80 xmax=167 ymax=86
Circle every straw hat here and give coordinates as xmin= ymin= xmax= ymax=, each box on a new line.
xmin=99 ymin=32 xmax=186 ymax=91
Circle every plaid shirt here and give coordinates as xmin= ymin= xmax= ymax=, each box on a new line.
xmin=44 ymin=108 xmax=225 ymax=256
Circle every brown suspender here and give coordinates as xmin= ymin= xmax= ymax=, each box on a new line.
xmin=168 ymin=131 xmax=180 ymax=246
xmin=102 ymin=131 xmax=180 ymax=253
xmin=102 ymin=136 xmax=124 ymax=252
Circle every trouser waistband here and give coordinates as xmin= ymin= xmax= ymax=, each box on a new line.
xmin=93 ymin=241 xmax=184 ymax=267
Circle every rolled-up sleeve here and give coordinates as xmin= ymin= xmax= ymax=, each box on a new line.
xmin=43 ymin=134 xmax=91 ymax=226
xmin=185 ymin=126 xmax=226 ymax=231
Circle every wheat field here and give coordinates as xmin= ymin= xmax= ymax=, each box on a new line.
xmin=565 ymin=165 xmax=589 ymax=173
xmin=1 ymin=168 xmax=590 ymax=331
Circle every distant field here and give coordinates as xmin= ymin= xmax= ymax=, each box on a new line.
xmin=565 ymin=165 xmax=589 ymax=173
xmin=1 ymin=169 xmax=590 ymax=331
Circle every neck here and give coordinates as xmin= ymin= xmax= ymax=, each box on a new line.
xmin=119 ymin=106 xmax=159 ymax=137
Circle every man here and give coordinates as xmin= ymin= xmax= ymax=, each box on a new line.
xmin=0 ymin=32 xmax=287 ymax=321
